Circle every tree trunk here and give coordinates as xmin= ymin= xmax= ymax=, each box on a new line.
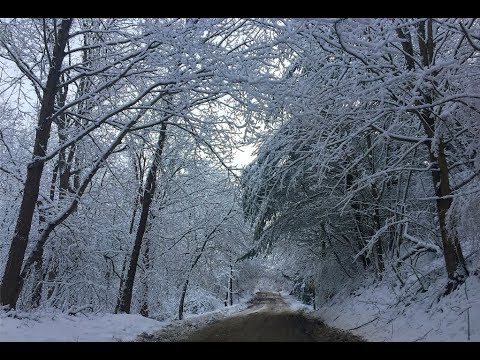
xmin=177 ymin=216 xmax=220 ymax=320
xmin=366 ymin=133 xmax=384 ymax=275
xmin=178 ymin=278 xmax=189 ymax=320
xmin=139 ymin=239 xmax=150 ymax=317
xmin=128 ymin=152 xmax=146 ymax=234
xmin=224 ymin=289 xmax=229 ymax=307
xmin=31 ymin=82 xmax=70 ymax=308
xmin=117 ymin=122 xmax=168 ymax=313
xmin=45 ymin=260 xmax=57 ymax=302
xmin=16 ymin=109 xmax=143 ymax=306
xmin=371 ymin=197 xmax=384 ymax=275
xmin=114 ymin=255 xmax=129 ymax=314
xmin=229 ymin=263 xmax=234 ymax=306
xmin=397 ymin=20 xmax=468 ymax=293
xmin=427 ymin=138 xmax=468 ymax=293
xmin=28 ymin=262 xmax=43 ymax=308
xmin=419 ymin=22 xmax=467 ymax=291
xmin=0 ymin=19 xmax=72 ymax=308
xmin=177 ymin=221 xmax=224 ymax=319
xmin=56 ymin=80 xmax=71 ymax=201
xmin=236 ymin=278 xmax=240 ymax=303
xmin=346 ymin=172 xmax=371 ymax=269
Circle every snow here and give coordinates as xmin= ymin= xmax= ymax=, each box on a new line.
xmin=280 ymin=291 xmax=314 ymax=312
xmin=0 ymin=311 xmax=166 ymax=342
xmin=184 ymin=299 xmax=250 ymax=321
xmin=317 ymin=275 xmax=480 ymax=342
xmin=0 ymin=298 xmax=252 ymax=342
xmin=3 ymin=279 xmax=479 ymax=342
xmin=137 ymin=299 xmax=251 ymax=342
xmin=1 ymin=293 xmax=314 ymax=343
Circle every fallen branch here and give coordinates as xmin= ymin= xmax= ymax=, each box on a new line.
xmin=347 ymin=316 xmax=379 ymax=331
xmin=414 ymin=328 xmax=433 ymax=342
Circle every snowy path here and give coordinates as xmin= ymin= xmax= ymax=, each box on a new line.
xmin=139 ymin=292 xmax=363 ymax=342
xmin=0 ymin=292 xmax=361 ymax=342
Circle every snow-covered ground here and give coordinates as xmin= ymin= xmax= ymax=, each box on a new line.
xmin=0 ymin=299 xmax=251 ymax=342
xmin=0 ymin=293 xmax=310 ymax=342
xmin=281 ymin=291 xmax=313 ymax=312
xmin=137 ymin=299 xmax=251 ymax=341
xmin=0 ymin=311 xmax=167 ymax=342
xmin=317 ymin=274 xmax=480 ymax=341
xmin=4 ymin=279 xmax=478 ymax=342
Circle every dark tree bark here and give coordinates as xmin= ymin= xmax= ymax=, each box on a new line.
xmin=139 ymin=239 xmax=150 ymax=317
xmin=31 ymin=78 xmax=70 ymax=308
xmin=0 ymin=19 xmax=73 ymax=308
xmin=229 ymin=263 xmax=234 ymax=306
xmin=116 ymin=153 xmax=145 ymax=314
xmin=32 ymin=35 xmax=96 ymax=308
xmin=365 ymin=133 xmax=384 ymax=275
xmin=128 ymin=151 xmax=146 ymax=234
xmin=224 ymin=289 xmax=229 ymax=307
xmin=398 ymin=20 xmax=468 ymax=292
xmin=417 ymin=20 xmax=468 ymax=292
xmin=117 ymin=122 xmax=168 ymax=314
xmin=224 ymin=262 xmax=234 ymax=307
xmin=114 ymin=255 xmax=129 ymax=314
xmin=178 ymin=279 xmax=189 ymax=320
xmin=425 ymin=135 xmax=468 ymax=293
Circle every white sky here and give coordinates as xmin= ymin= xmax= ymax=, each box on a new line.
xmin=232 ymin=143 xmax=256 ymax=168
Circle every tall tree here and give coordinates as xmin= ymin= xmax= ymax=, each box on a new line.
xmin=0 ymin=19 xmax=73 ymax=307
xmin=117 ymin=122 xmax=168 ymax=313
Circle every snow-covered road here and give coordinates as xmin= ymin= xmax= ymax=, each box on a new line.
xmin=0 ymin=291 xmax=360 ymax=342
xmin=138 ymin=292 xmax=363 ymax=342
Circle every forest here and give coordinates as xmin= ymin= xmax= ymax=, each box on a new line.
xmin=1 ymin=19 xmax=480 ymax=340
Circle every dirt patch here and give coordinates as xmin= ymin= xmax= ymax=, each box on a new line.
xmin=138 ymin=292 xmax=364 ymax=342
xmin=136 ymin=310 xmax=230 ymax=342
xmin=183 ymin=310 xmax=361 ymax=342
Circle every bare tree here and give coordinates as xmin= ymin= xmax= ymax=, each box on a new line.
xmin=0 ymin=19 xmax=73 ymax=307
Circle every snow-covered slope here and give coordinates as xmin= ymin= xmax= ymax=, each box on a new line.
xmin=0 ymin=311 xmax=166 ymax=342
xmin=317 ymin=275 xmax=480 ymax=341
